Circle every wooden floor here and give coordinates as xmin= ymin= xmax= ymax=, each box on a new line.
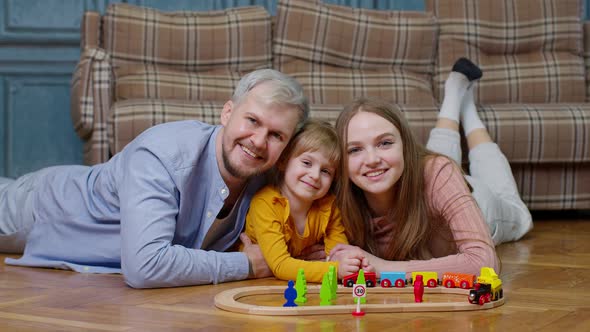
xmin=1 ymin=212 xmax=589 ymax=331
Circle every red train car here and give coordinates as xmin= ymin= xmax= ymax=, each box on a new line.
xmin=342 ymin=271 xmax=377 ymax=287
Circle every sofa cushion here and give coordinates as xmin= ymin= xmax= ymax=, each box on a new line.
xmin=114 ymin=61 xmax=436 ymax=106
xmin=426 ymin=0 xmax=585 ymax=104
xmin=273 ymin=0 xmax=438 ymax=105
xmin=584 ymin=22 xmax=590 ymax=102
xmin=114 ymin=65 xmax=242 ymax=102
xmin=108 ymin=99 xmax=224 ymax=154
xmin=277 ymin=61 xmax=436 ymax=105
xmin=103 ymin=3 xmax=271 ymax=72
xmin=478 ymin=103 xmax=590 ymax=163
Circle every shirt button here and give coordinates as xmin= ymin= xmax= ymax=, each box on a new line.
xmin=207 ymin=211 xmax=212 ymax=218
xmin=221 ymin=188 xmax=227 ymax=195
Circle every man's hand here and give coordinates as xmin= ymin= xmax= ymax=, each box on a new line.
xmin=240 ymin=233 xmax=272 ymax=279
xmin=294 ymin=244 xmax=326 ymax=261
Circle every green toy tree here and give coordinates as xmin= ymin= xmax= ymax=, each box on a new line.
xmin=320 ymin=273 xmax=333 ymax=306
xmin=328 ymin=265 xmax=337 ymax=301
xmin=354 ymin=269 xmax=367 ymax=304
xmin=294 ymin=268 xmax=307 ymax=304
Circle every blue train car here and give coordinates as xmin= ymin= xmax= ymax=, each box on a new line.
xmin=380 ymin=271 xmax=407 ymax=288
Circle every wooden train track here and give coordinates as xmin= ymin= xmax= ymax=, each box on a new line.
xmin=215 ymin=285 xmax=505 ymax=315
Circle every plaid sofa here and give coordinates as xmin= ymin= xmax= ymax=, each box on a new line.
xmin=70 ymin=0 xmax=590 ymax=210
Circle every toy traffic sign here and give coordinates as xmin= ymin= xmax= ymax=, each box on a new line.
xmin=352 ymin=284 xmax=366 ymax=316
xmin=353 ymin=284 xmax=366 ymax=298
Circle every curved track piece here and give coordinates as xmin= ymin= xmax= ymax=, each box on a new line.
xmin=215 ymin=285 xmax=504 ymax=316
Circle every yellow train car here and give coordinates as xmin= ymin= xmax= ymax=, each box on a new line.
xmin=410 ymin=271 xmax=439 ymax=288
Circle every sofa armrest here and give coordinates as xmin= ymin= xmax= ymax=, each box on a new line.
xmin=70 ymin=48 xmax=113 ymax=164
xmin=80 ymin=11 xmax=100 ymax=49
xmin=584 ymin=21 xmax=590 ymax=102
xmin=71 ymin=12 xmax=115 ymax=165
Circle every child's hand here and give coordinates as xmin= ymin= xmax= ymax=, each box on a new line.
xmin=329 ymin=244 xmax=367 ymax=279
xmin=295 ymin=244 xmax=326 ymax=261
xmin=337 ymin=259 xmax=362 ymax=279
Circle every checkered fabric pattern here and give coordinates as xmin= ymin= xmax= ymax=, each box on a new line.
xmin=70 ymin=46 xmax=112 ymax=165
xmin=513 ymin=164 xmax=590 ymax=210
xmin=425 ymin=0 xmax=586 ymax=104
xmin=114 ymin=65 xmax=243 ymax=102
xmin=80 ymin=11 xmax=100 ymax=49
xmin=584 ymin=22 xmax=590 ymax=102
xmin=103 ymin=3 xmax=272 ymax=72
xmin=273 ymin=0 xmax=438 ymax=105
xmin=108 ymin=99 xmax=224 ymax=154
xmin=478 ymin=104 xmax=590 ymax=163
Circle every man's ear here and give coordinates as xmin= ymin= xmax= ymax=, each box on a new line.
xmin=220 ymin=100 xmax=234 ymax=126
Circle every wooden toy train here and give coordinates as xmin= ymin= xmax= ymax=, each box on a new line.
xmin=342 ymin=267 xmax=503 ymax=305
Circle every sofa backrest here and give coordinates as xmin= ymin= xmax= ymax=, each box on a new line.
xmin=273 ymin=0 xmax=439 ymax=105
xmin=584 ymin=22 xmax=590 ymax=102
xmin=102 ymin=3 xmax=272 ymax=72
xmin=426 ymin=0 xmax=586 ymax=104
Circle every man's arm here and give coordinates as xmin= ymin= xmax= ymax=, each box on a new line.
xmin=118 ymin=148 xmax=250 ymax=288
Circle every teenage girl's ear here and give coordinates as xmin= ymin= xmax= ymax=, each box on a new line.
xmin=220 ymin=100 xmax=234 ymax=126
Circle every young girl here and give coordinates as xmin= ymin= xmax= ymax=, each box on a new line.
xmin=329 ymin=58 xmax=532 ymax=277
xmin=242 ymin=119 xmax=360 ymax=283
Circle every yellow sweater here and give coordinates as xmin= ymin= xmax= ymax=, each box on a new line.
xmin=243 ymin=186 xmax=348 ymax=283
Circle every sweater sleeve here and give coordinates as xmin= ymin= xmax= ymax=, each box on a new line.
xmin=393 ymin=157 xmax=498 ymax=276
xmin=323 ymin=204 xmax=349 ymax=255
xmin=246 ymin=194 xmax=338 ymax=283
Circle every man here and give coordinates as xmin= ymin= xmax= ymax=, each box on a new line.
xmin=0 ymin=69 xmax=309 ymax=288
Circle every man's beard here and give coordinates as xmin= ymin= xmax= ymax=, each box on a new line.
xmin=222 ymin=143 xmax=265 ymax=180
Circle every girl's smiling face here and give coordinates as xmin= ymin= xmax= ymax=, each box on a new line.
xmin=346 ymin=111 xmax=405 ymax=205
xmin=280 ymin=150 xmax=336 ymax=205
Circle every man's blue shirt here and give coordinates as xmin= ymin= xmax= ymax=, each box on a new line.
xmin=6 ymin=121 xmax=264 ymax=288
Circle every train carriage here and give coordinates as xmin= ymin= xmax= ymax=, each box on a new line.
xmin=442 ymin=272 xmax=476 ymax=289
xmin=379 ymin=271 xmax=407 ymax=288
xmin=410 ymin=272 xmax=439 ymax=288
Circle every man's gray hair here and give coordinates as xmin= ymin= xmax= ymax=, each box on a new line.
xmin=232 ymin=69 xmax=310 ymax=126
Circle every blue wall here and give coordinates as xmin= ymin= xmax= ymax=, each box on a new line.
xmin=0 ymin=0 xmax=587 ymax=177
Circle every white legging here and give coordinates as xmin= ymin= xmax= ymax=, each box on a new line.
xmin=426 ymin=128 xmax=533 ymax=245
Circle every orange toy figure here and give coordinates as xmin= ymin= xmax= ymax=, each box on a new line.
xmin=414 ymin=274 xmax=424 ymax=303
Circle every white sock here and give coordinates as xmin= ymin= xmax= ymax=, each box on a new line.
xmin=438 ymin=72 xmax=470 ymax=123
xmin=460 ymin=86 xmax=485 ymax=136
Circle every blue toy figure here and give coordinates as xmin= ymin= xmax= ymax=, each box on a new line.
xmin=283 ymin=280 xmax=298 ymax=307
